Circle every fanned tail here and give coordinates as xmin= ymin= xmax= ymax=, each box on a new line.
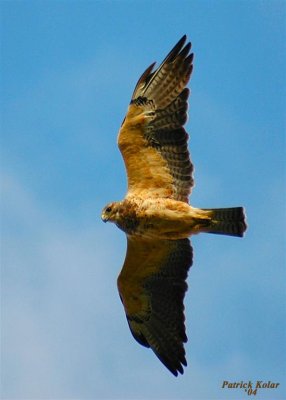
xmin=203 ymin=207 xmax=247 ymax=237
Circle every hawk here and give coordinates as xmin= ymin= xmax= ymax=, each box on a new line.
xmin=101 ymin=35 xmax=247 ymax=376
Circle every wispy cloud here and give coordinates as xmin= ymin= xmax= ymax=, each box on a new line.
xmin=1 ymin=2 xmax=285 ymax=398
xmin=2 ymin=173 xmax=126 ymax=398
xmin=2 ymin=172 xmax=285 ymax=399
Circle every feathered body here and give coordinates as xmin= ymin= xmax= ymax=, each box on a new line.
xmin=101 ymin=36 xmax=247 ymax=376
xmin=104 ymin=198 xmax=245 ymax=239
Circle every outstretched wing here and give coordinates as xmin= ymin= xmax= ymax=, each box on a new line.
xmin=117 ymin=237 xmax=193 ymax=376
xmin=118 ymin=35 xmax=194 ymax=203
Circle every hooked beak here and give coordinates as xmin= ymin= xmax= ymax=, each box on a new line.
xmin=101 ymin=214 xmax=108 ymax=223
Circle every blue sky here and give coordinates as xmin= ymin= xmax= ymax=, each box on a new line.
xmin=1 ymin=1 xmax=285 ymax=399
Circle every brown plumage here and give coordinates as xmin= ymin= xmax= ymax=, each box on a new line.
xmin=101 ymin=35 xmax=247 ymax=376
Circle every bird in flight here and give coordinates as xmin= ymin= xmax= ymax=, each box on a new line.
xmin=101 ymin=35 xmax=247 ymax=376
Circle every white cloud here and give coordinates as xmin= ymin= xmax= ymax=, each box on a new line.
xmin=2 ymin=170 xmax=285 ymax=399
xmin=1 ymin=173 xmax=126 ymax=398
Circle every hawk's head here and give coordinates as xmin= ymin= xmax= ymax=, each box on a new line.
xmin=101 ymin=202 xmax=120 ymax=223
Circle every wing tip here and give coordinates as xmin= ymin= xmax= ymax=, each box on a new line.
xmin=164 ymin=356 xmax=187 ymax=377
xmin=167 ymin=34 xmax=192 ymax=63
xmin=131 ymin=35 xmax=193 ymax=102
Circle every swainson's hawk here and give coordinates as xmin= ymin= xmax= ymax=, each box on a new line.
xmin=101 ymin=35 xmax=247 ymax=376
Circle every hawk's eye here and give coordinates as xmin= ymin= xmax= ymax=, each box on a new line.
xmin=106 ymin=206 xmax=112 ymax=213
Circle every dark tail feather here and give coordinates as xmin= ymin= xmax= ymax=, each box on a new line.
xmin=203 ymin=207 xmax=247 ymax=237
